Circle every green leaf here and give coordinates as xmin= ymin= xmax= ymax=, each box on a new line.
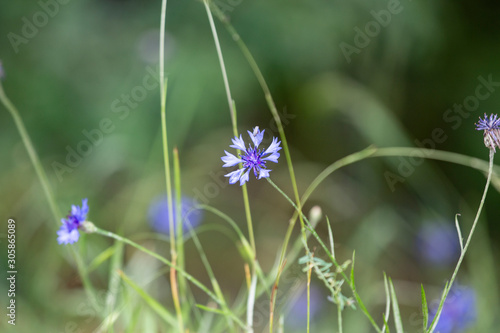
xmin=326 ymin=216 xmax=335 ymax=258
xmin=196 ymin=304 xmax=226 ymax=316
xmin=421 ymin=285 xmax=429 ymax=331
xmin=382 ymin=312 xmax=391 ymax=333
xmin=454 ymin=214 xmax=464 ymax=252
xmin=382 ymin=273 xmax=391 ymax=333
xmin=118 ymin=270 xmax=177 ymax=327
xmin=389 ymin=278 xmax=404 ymax=333
xmin=88 ymin=245 xmax=115 ymax=273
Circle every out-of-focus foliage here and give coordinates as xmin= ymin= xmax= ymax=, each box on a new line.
xmin=1 ymin=0 xmax=500 ymax=332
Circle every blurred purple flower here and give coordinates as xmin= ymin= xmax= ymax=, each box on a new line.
xmin=148 ymin=195 xmax=203 ymax=235
xmin=415 ymin=224 xmax=460 ymax=266
xmin=429 ymin=286 xmax=477 ymax=333
xmin=286 ymin=285 xmax=323 ymax=327
xmin=57 ymin=198 xmax=89 ymax=245
xmin=0 ymin=60 xmax=4 ymax=80
xmin=221 ymin=126 xmax=281 ymax=186
xmin=476 ymin=113 xmax=500 ymax=151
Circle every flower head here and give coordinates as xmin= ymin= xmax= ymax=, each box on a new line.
xmin=148 ymin=195 xmax=203 ymax=235
xmin=476 ymin=113 xmax=500 ymax=151
xmin=286 ymin=285 xmax=324 ymax=328
xmin=57 ymin=198 xmax=89 ymax=245
xmin=221 ymin=127 xmax=281 ymax=185
xmin=429 ymin=285 xmax=477 ymax=333
xmin=415 ymin=223 xmax=460 ymax=266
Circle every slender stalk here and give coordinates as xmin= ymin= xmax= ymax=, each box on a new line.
xmin=290 ymin=146 xmax=498 ymax=234
xmin=0 ymin=83 xmax=60 ymax=223
xmin=204 ymin=10 xmax=311 ymax=330
xmin=0 ymin=81 xmax=99 ymax=311
xmin=429 ymin=148 xmax=494 ymax=332
xmin=159 ymin=2 xmax=182 ymax=329
xmin=306 ymin=264 xmax=312 ymax=333
xmin=246 ymin=273 xmax=258 ymax=333
xmin=337 ymin=302 xmax=343 ymax=333
xmin=202 ymin=0 xmax=256 ymax=257
xmin=94 ymin=227 xmax=222 ymax=305
xmin=174 ymin=148 xmax=188 ymax=324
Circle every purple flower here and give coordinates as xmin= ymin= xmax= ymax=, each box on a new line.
xmin=0 ymin=60 xmax=4 ymax=80
xmin=57 ymin=198 xmax=89 ymax=245
xmin=476 ymin=113 xmax=500 ymax=151
xmin=415 ymin=224 xmax=460 ymax=266
xmin=148 ymin=195 xmax=203 ymax=235
xmin=286 ymin=285 xmax=324 ymax=328
xmin=221 ymin=127 xmax=281 ymax=185
xmin=429 ymin=286 xmax=477 ymax=333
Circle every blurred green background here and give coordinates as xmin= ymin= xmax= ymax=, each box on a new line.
xmin=1 ymin=0 xmax=500 ymax=332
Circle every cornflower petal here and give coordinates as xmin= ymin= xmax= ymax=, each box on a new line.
xmin=239 ymin=169 xmax=251 ymax=185
xmin=225 ymin=169 xmax=245 ymax=184
xmin=221 ymin=151 xmax=243 ymax=167
xmin=248 ymin=127 xmax=265 ymax=148
xmin=57 ymin=224 xmax=80 ymax=244
xmin=230 ymin=135 xmax=247 ymax=151
xmin=258 ymin=168 xmax=271 ymax=179
xmin=262 ymin=152 xmax=280 ymax=163
xmin=263 ymin=137 xmax=282 ymax=156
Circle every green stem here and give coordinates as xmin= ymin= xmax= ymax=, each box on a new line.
xmin=203 ymin=0 xmax=256 ymax=258
xmin=0 ymin=82 xmax=61 ymax=223
xmin=429 ymin=148 xmax=494 ymax=332
xmin=94 ymin=227 xmax=222 ymax=306
xmin=0 ymin=81 xmax=99 ymax=312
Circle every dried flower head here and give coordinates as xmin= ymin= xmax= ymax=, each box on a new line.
xmin=476 ymin=113 xmax=500 ymax=152
xmin=221 ymin=127 xmax=281 ymax=185
xmin=57 ymin=198 xmax=89 ymax=245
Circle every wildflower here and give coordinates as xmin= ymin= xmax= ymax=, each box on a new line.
xmin=57 ymin=198 xmax=89 ymax=245
xmin=476 ymin=113 xmax=500 ymax=151
xmin=148 ymin=195 xmax=203 ymax=235
xmin=221 ymin=127 xmax=281 ymax=185
xmin=415 ymin=223 xmax=460 ymax=266
xmin=429 ymin=285 xmax=477 ymax=333
xmin=286 ymin=285 xmax=323 ymax=328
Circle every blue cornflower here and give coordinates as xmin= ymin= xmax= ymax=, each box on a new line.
xmin=286 ymin=285 xmax=324 ymax=328
xmin=148 ymin=195 xmax=203 ymax=235
xmin=415 ymin=223 xmax=460 ymax=267
xmin=0 ymin=60 xmax=4 ymax=80
xmin=429 ymin=285 xmax=477 ymax=333
xmin=57 ymin=198 xmax=89 ymax=245
xmin=221 ymin=127 xmax=281 ymax=185
xmin=476 ymin=113 xmax=500 ymax=151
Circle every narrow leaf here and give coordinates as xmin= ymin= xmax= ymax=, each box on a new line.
xmin=389 ymin=278 xmax=404 ymax=333
xmin=118 ymin=270 xmax=177 ymax=327
xmin=421 ymin=284 xmax=429 ymax=331
xmin=326 ymin=216 xmax=335 ymax=258
xmin=381 ymin=273 xmax=391 ymax=333
xmin=454 ymin=214 xmax=464 ymax=252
